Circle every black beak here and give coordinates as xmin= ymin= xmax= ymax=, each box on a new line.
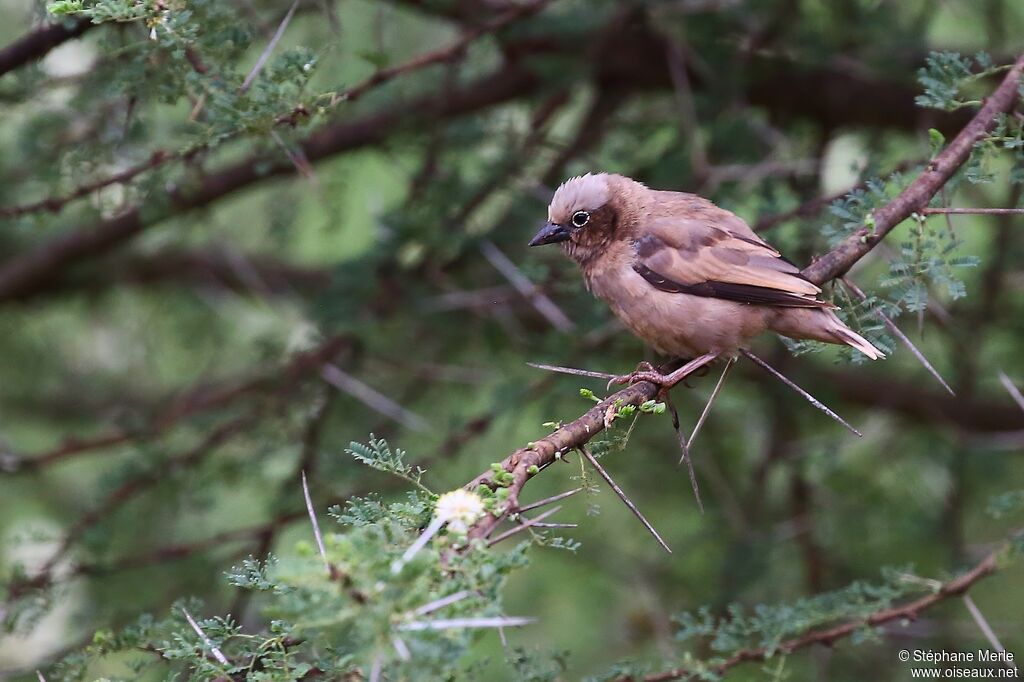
xmin=528 ymin=221 xmax=570 ymax=247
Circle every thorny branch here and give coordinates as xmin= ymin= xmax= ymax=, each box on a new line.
xmin=631 ymin=546 xmax=1004 ymax=682
xmin=462 ymin=54 xmax=1024 ymax=541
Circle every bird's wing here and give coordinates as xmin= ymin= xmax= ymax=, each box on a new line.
xmin=632 ymin=213 xmax=833 ymax=309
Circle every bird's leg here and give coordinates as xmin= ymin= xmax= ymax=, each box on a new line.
xmin=610 ymin=352 xmax=720 ymax=390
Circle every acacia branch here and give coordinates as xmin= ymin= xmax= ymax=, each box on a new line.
xmin=0 ymin=62 xmax=539 ymax=303
xmin=635 ymin=546 xmax=1003 ymax=682
xmin=462 ymin=54 xmax=1024 ymax=542
xmin=801 ymin=54 xmax=1024 ymax=284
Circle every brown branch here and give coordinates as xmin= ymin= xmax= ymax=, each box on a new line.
xmin=0 ymin=150 xmax=179 ymax=220
xmin=801 ymin=54 xmax=1024 ymax=285
xmin=634 ymin=546 xmax=1003 ymax=682
xmin=753 ymin=158 xmax=922 ymax=232
xmin=461 ymin=60 xmax=1024 ymax=543
xmin=0 ymin=61 xmax=540 ymax=303
xmin=1 ymin=2 xmax=546 ymax=241
xmin=0 ymin=17 xmax=93 ymax=78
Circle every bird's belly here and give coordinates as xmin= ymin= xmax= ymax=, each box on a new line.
xmin=589 ymin=268 xmax=770 ymax=357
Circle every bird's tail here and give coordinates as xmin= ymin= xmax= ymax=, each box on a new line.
xmin=770 ymin=308 xmax=885 ymax=360
xmin=830 ymin=324 xmax=885 ymax=360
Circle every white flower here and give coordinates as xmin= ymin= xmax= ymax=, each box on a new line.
xmin=435 ymin=489 xmax=485 ymax=534
xmin=391 ymin=489 xmax=486 ymax=574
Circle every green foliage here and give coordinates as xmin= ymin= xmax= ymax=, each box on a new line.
xmin=347 ymin=435 xmax=431 ymax=492
xmin=4 ymin=4 xmax=1024 ymax=681
xmin=671 ymin=569 xmax=923 ymax=673
xmin=987 ymin=490 xmax=1024 ymax=520
xmin=879 ymin=214 xmax=979 ymax=312
xmin=51 ymin=445 xmax=533 ymax=681
xmin=915 ymin=51 xmax=999 ymax=111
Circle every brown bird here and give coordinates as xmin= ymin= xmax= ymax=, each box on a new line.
xmin=529 ymin=173 xmax=883 ymax=385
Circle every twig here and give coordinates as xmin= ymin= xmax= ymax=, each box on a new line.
xmin=664 ymin=392 xmax=703 ymax=514
xmin=0 ymin=150 xmax=178 ymax=220
xmin=635 ymin=546 xmax=1003 ymax=681
xmin=841 ymin=278 xmax=954 ymax=396
xmin=578 ymin=446 xmax=672 ymax=554
xmin=301 ymin=471 xmax=330 ymax=576
xmin=753 ymin=159 xmax=922 ymax=233
xmin=922 ymin=207 xmax=1024 ymax=215
xmin=321 ymin=364 xmax=429 ymax=432
xmin=517 ymin=487 xmax=584 ymax=513
xmin=480 ymin=240 xmax=574 ymax=332
xmin=240 ymin=0 xmax=301 ymax=92
xmin=998 ymin=371 xmax=1024 ymax=414
xmin=182 ymin=608 xmax=230 ymax=666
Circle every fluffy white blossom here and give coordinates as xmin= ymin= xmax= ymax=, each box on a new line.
xmin=434 ymin=489 xmax=485 ymax=534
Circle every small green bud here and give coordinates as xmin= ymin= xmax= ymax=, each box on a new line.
xmin=527 ymin=465 xmax=539 ymax=475
xmin=579 ymin=388 xmax=600 ymax=402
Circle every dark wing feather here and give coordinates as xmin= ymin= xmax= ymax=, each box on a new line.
xmin=632 ymin=211 xmax=832 ymax=309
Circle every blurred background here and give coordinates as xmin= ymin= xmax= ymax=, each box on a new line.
xmin=1 ymin=0 xmax=1023 ymax=679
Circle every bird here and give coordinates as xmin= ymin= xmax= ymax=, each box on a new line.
xmin=528 ymin=172 xmax=883 ymax=386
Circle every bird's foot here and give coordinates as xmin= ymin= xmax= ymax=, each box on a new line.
xmin=608 ymin=361 xmax=661 ymax=389
xmin=608 ymin=353 xmax=720 ymax=391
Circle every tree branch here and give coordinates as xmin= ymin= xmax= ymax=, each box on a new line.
xmin=0 ymin=17 xmax=93 ymax=78
xmin=801 ymin=54 xmax=1024 ymax=285
xmin=0 ymin=62 xmax=540 ymax=303
xmin=462 ymin=54 xmax=1024 ymax=543
xmin=635 ymin=546 xmax=1003 ymax=682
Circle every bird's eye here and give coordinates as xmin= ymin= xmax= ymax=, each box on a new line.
xmin=571 ymin=210 xmax=590 ymax=228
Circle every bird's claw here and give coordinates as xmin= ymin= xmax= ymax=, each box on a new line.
xmin=607 ymin=362 xmax=669 ymax=390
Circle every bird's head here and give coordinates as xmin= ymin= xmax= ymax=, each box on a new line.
xmin=529 ymin=173 xmax=640 ymax=263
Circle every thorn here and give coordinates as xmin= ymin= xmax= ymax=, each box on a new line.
xmin=321 ymin=364 xmax=430 ymax=432
xmin=301 ymin=471 xmax=330 ymax=576
xmin=517 ymin=487 xmax=584 ymax=513
xmin=481 ymin=240 xmax=574 ymax=331
xmin=398 ymin=616 xmax=536 ymax=631
xmin=998 ymin=371 xmax=1024 ymax=414
xmin=487 ymin=506 xmax=562 ymax=546
xmin=392 ymin=636 xmax=411 ymax=661
xmin=578 ymin=445 xmax=672 ymax=553
xmin=664 ymin=392 xmax=703 ymax=514
xmin=182 ymin=608 xmax=230 ymax=666
xmin=240 ymin=0 xmax=301 ymax=92
xmin=411 ymin=590 xmax=472 ymax=617
xmin=688 ymin=357 xmax=734 ymax=449
xmin=962 ymin=595 xmax=1016 ymax=670
xmin=841 ymin=278 xmax=954 ymax=395
xmin=526 ymin=362 xmax=618 ymax=380
xmin=741 ymin=349 xmax=862 ymax=437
